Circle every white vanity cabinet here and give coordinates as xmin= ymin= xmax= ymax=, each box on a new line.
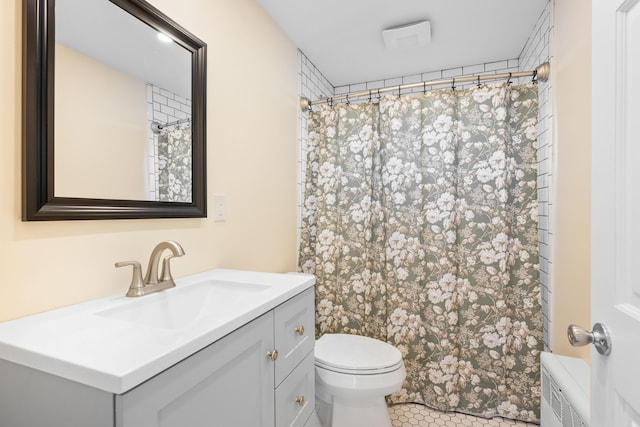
xmin=117 ymin=310 xmax=276 ymax=426
xmin=0 ymin=278 xmax=315 ymax=427
xmin=118 ymin=288 xmax=315 ymax=427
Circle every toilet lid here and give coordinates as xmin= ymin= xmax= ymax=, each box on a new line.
xmin=315 ymin=334 xmax=403 ymax=374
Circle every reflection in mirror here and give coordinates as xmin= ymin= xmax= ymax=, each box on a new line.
xmin=55 ymin=0 xmax=192 ymax=203
xmin=22 ymin=0 xmax=207 ymax=220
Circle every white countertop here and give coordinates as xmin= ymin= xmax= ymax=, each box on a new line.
xmin=0 ymin=269 xmax=315 ymax=394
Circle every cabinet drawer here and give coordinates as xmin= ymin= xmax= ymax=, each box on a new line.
xmin=275 ymin=352 xmax=315 ymax=427
xmin=274 ymin=288 xmax=315 ymax=385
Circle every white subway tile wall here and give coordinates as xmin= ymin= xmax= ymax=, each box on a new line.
xmin=146 ymin=84 xmax=159 ymax=201
xmin=297 ymin=54 xmax=334 ymax=251
xmin=146 ymin=84 xmax=192 ymax=201
xmin=333 ymin=59 xmax=520 ymax=97
xmin=297 ymin=0 xmax=553 ymax=350
xmin=518 ymin=0 xmax=553 ymax=352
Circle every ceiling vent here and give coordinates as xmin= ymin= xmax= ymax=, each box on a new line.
xmin=382 ymin=20 xmax=431 ymax=49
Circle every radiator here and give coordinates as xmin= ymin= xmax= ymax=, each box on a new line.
xmin=540 ymin=352 xmax=590 ymax=427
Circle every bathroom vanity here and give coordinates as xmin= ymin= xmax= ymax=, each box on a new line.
xmin=0 ymin=269 xmax=315 ymax=427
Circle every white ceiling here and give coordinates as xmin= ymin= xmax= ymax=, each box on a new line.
xmin=56 ymin=0 xmax=191 ymax=98
xmin=256 ymin=0 xmax=548 ymax=86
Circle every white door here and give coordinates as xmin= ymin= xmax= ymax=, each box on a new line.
xmin=591 ymin=0 xmax=640 ymax=425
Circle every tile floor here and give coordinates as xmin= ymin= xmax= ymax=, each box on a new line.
xmin=305 ymin=403 xmax=538 ymax=427
xmin=388 ymin=404 xmax=537 ymax=427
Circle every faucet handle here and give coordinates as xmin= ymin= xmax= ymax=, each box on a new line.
xmin=115 ymin=261 xmax=145 ymax=297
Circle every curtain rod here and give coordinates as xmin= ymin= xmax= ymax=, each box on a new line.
xmin=300 ymin=62 xmax=550 ymax=111
xmin=150 ymin=118 xmax=191 ymax=135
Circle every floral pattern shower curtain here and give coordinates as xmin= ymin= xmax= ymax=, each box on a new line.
xmin=299 ymin=83 xmax=542 ymax=422
xmin=158 ymin=124 xmax=192 ymax=202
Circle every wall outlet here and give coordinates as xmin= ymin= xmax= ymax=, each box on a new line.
xmin=213 ymin=194 xmax=226 ymax=221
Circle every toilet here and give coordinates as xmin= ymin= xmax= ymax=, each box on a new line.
xmin=314 ymin=333 xmax=406 ymax=427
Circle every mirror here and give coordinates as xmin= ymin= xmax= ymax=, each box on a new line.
xmin=23 ymin=0 xmax=207 ymax=220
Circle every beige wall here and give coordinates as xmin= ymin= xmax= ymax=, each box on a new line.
xmin=551 ymin=0 xmax=591 ymax=360
xmin=0 ymin=0 xmax=299 ymax=322
xmin=55 ymin=43 xmax=147 ymax=200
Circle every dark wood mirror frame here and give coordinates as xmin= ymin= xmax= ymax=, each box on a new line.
xmin=23 ymin=0 xmax=207 ymax=220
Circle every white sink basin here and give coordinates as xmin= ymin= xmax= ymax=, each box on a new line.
xmin=0 ymin=269 xmax=314 ymax=394
xmin=95 ymin=280 xmax=270 ymax=329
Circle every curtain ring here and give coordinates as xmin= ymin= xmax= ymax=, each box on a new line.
xmin=477 ymin=75 xmax=481 ymax=88
xmin=451 ymin=78 xmax=456 ymax=91
xmin=532 ymin=69 xmax=538 ymax=83
xmin=345 ymin=94 xmax=350 ymax=105
xmin=377 ymin=89 xmax=382 ymax=101
xmin=507 ymin=72 xmax=513 ymax=85
xmin=368 ymin=90 xmax=372 ymax=103
xmin=327 ymin=97 xmax=333 ymax=107
xmin=397 ymin=85 xmax=401 ymax=98
xmin=423 ymin=81 xmax=427 ymax=95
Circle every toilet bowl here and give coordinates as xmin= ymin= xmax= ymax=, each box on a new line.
xmin=314 ymin=334 xmax=406 ymax=427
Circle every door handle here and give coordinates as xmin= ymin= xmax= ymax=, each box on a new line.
xmin=567 ymin=323 xmax=611 ymax=355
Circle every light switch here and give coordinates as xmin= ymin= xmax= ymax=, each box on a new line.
xmin=213 ymin=194 xmax=226 ymax=221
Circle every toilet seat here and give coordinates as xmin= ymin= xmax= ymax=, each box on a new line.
xmin=315 ymin=334 xmax=403 ymax=375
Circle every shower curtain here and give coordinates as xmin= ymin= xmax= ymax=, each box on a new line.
xmin=299 ymin=82 xmax=542 ymax=422
xmin=158 ymin=123 xmax=192 ymax=202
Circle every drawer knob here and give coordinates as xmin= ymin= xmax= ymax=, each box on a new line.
xmin=295 ymin=325 xmax=305 ymax=336
xmin=267 ymin=349 xmax=279 ymax=361
xmin=295 ymin=395 xmax=305 ymax=406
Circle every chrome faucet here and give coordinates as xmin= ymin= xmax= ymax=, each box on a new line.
xmin=116 ymin=241 xmax=185 ymax=297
